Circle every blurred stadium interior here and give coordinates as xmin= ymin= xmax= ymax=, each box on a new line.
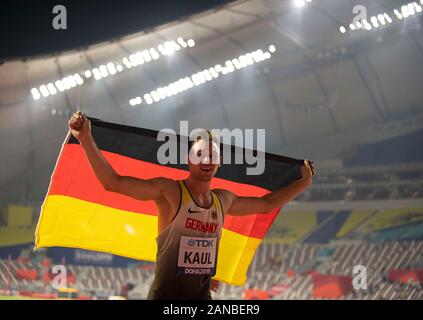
xmin=0 ymin=0 xmax=423 ymax=299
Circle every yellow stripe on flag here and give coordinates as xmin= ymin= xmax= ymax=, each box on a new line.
xmin=35 ymin=195 xmax=262 ymax=285
xmin=35 ymin=195 xmax=158 ymax=261
xmin=214 ymin=228 xmax=261 ymax=286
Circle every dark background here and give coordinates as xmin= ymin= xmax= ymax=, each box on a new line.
xmin=0 ymin=0 xmax=233 ymax=61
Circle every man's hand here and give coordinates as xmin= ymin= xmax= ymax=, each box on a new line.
xmin=300 ymin=159 xmax=316 ymax=183
xmin=68 ymin=111 xmax=91 ymax=143
xmin=220 ymin=158 xmax=317 ymax=216
xmin=209 ymin=279 xmax=220 ymax=292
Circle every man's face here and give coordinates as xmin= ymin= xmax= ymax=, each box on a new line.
xmin=188 ymin=139 xmax=220 ymax=181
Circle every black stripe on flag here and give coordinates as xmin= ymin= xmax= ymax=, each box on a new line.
xmin=68 ymin=118 xmax=304 ymax=190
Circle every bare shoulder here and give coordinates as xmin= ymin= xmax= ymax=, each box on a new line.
xmin=150 ymin=177 xmax=179 ymax=192
xmin=149 ymin=177 xmax=181 ymax=210
xmin=212 ymin=188 xmax=236 ymax=213
xmin=213 ymin=188 xmax=234 ymax=199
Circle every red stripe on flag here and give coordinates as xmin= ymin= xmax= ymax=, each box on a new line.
xmin=49 ymin=144 xmax=279 ymax=239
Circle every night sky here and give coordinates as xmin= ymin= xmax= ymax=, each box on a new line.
xmin=0 ymin=0 xmax=233 ymax=61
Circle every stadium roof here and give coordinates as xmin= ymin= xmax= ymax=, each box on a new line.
xmin=1 ymin=0 xmax=423 ymax=204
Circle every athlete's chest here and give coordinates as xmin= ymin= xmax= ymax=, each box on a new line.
xmin=179 ymin=203 xmax=222 ymax=236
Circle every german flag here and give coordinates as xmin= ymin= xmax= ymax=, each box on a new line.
xmin=35 ymin=118 xmax=303 ymax=285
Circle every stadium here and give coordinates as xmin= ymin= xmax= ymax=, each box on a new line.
xmin=0 ymin=0 xmax=422 ymax=301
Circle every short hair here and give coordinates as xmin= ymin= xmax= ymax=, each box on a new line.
xmin=188 ymin=129 xmax=220 ymax=153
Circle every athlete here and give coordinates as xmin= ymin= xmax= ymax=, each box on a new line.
xmin=68 ymin=111 xmax=315 ymax=300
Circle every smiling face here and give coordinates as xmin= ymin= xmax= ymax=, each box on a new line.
xmin=188 ymin=137 xmax=221 ymax=182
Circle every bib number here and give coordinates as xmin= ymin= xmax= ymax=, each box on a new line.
xmin=177 ymin=236 xmax=217 ymax=275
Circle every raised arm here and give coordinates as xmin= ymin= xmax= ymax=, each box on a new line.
xmin=217 ymin=160 xmax=315 ymax=216
xmin=68 ymin=111 xmax=164 ymax=201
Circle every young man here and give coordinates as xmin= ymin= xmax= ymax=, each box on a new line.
xmin=68 ymin=111 xmax=315 ymax=300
